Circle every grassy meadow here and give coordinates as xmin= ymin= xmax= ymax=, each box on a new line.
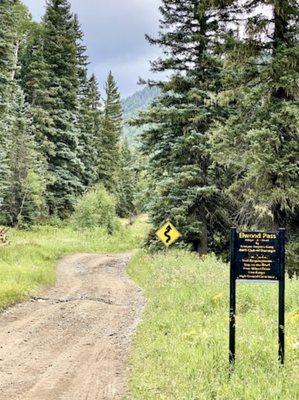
xmin=128 ymin=251 xmax=299 ymax=400
xmin=0 ymin=216 xmax=149 ymax=311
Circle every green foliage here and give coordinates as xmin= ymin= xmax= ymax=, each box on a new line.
xmin=74 ymin=16 xmax=100 ymax=188
xmin=0 ymin=0 xmax=16 ymax=204
xmin=1 ymin=0 xmax=297 ymax=271
xmin=97 ymin=71 xmax=123 ymax=192
xmin=77 ymin=73 xmax=101 ymax=188
xmin=20 ymin=24 xmax=55 ymax=156
xmin=71 ymin=184 xmax=117 ymax=232
xmin=43 ymin=0 xmax=84 ymax=216
xmin=136 ymin=0 xmax=298 ymax=254
xmin=0 ymin=3 xmax=46 ymax=227
xmin=116 ymin=140 xmax=137 ymax=218
xmin=211 ymin=0 xmax=299 ymax=235
xmin=0 ymin=88 xmax=46 ymax=227
xmin=136 ymin=0 xmax=234 ymax=254
xmin=1 ymin=0 xmax=129 ymax=228
xmin=128 ymin=250 xmax=299 ymax=399
xmin=286 ymin=237 xmax=299 ymax=278
xmin=0 ymin=0 xmax=15 ymax=102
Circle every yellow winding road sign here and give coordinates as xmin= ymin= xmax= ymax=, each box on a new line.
xmin=156 ymin=221 xmax=181 ymax=247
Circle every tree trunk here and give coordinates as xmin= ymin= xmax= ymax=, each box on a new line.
xmin=198 ymin=219 xmax=208 ymax=256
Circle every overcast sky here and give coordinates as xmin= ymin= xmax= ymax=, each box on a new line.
xmin=22 ymin=0 xmax=162 ymax=98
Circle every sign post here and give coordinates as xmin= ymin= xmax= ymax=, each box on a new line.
xmin=229 ymin=228 xmax=286 ymax=372
xmin=229 ymin=228 xmax=237 ymax=372
xmin=278 ymin=229 xmax=286 ymax=365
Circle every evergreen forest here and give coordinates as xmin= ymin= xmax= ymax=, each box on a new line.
xmin=0 ymin=0 xmax=298 ymax=273
xmin=0 ymin=0 xmax=137 ymax=226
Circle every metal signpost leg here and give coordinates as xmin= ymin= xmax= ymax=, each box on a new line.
xmin=278 ymin=228 xmax=286 ymax=365
xmin=229 ymin=228 xmax=237 ymax=373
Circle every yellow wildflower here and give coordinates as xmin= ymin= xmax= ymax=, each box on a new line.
xmin=290 ymin=310 xmax=299 ymax=323
xmin=212 ymin=293 xmax=222 ymax=302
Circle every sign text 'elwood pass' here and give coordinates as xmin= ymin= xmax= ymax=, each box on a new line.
xmin=234 ymin=231 xmax=282 ymax=281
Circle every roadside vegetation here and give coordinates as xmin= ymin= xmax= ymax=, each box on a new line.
xmin=128 ymin=250 xmax=299 ymax=400
xmin=1 ymin=1 xmax=298 ymax=398
xmin=0 ymin=215 xmax=149 ymax=311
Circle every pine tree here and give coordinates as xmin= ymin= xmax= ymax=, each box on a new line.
xmin=77 ymin=74 xmax=102 ymax=188
xmin=21 ymin=25 xmax=55 ymax=168
xmin=43 ymin=0 xmax=83 ymax=217
xmin=0 ymin=0 xmax=15 ymax=104
xmin=1 ymin=87 xmax=46 ymax=227
xmin=116 ymin=139 xmax=136 ymax=218
xmin=0 ymin=0 xmax=16 ymax=206
xmin=212 ymin=1 xmax=299 ymax=234
xmin=0 ymin=0 xmax=44 ymax=226
xmin=74 ymin=16 xmax=100 ymax=188
xmin=73 ymin=14 xmax=89 ymax=86
xmin=136 ymin=0 xmax=233 ymax=253
xmin=98 ymin=71 xmax=123 ymax=192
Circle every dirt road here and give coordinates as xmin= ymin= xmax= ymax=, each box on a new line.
xmin=0 ymin=253 xmax=144 ymax=400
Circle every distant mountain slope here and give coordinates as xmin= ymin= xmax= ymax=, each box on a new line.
xmin=122 ymin=87 xmax=160 ymax=145
xmin=122 ymin=86 xmax=160 ymax=117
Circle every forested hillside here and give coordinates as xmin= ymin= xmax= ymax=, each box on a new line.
xmin=122 ymin=87 xmax=160 ymax=117
xmin=122 ymin=87 xmax=160 ymax=144
xmin=0 ymin=0 xmax=137 ymax=227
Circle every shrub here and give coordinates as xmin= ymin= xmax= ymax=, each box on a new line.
xmin=286 ymin=237 xmax=299 ymax=278
xmin=71 ymin=185 xmax=118 ymax=233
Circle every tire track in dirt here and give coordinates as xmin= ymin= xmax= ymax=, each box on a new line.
xmin=0 ymin=253 xmax=144 ymax=400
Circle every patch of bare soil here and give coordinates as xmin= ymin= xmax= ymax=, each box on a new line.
xmin=0 ymin=253 xmax=144 ymax=400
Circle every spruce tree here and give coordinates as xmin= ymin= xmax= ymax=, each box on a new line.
xmin=43 ymin=0 xmax=83 ymax=217
xmin=116 ymin=139 xmax=136 ymax=218
xmin=1 ymin=87 xmax=46 ymax=227
xmin=0 ymin=0 xmax=15 ymax=104
xmin=98 ymin=72 xmax=123 ymax=192
xmin=0 ymin=0 xmax=44 ymax=226
xmin=212 ymin=1 xmax=299 ymax=234
xmin=74 ymin=16 xmax=100 ymax=188
xmin=21 ymin=25 xmax=55 ymax=166
xmin=73 ymin=14 xmax=89 ymax=86
xmin=77 ymin=74 xmax=102 ymax=188
xmin=136 ymin=0 xmax=233 ymax=253
xmin=0 ymin=0 xmax=16 ymax=207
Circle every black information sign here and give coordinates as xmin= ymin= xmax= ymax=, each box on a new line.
xmin=229 ymin=228 xmax=285 ymax=372
xmin=235 ymin=231 xmax=281 ymax=281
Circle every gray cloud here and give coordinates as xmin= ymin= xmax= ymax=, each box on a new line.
xmin=22 ymin=0 xmax=162 ymax=98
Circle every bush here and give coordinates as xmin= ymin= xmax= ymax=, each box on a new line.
xmin=286 ymin=237 xmax=299 ymax=278
xmin=71 ymin=185 xmax=118 ymax=233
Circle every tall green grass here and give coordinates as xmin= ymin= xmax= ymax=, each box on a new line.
xmin=128 ymin=250 xmax=299 ymax=400
xmin=0 ymin=216 xmax=149 ymax=311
